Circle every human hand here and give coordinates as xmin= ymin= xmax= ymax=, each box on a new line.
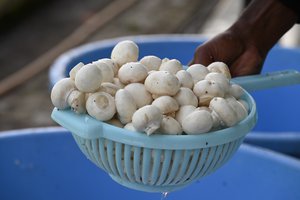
xmin=189 ymin=29 xmax=265 ymax=77
xmin=189 ymin=0 xmax=298 ymax=77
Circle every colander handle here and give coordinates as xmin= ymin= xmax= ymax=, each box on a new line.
xmin=231 ymin=69 xmax=300 ymax=91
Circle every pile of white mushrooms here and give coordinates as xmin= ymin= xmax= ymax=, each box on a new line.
xmin=51 ymin=40 xmax=249 ymax=136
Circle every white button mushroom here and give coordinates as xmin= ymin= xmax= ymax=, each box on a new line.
xmin=140 ymin=55 xmax=162 ymax=71
xmin=124 ymin=83 xmax=153 ymax=108
xmin=229 ymin=84 xmax=244 ymax=99
xmin=67 ymin=90 xmax=86 ymax=114
xmin=186 ymin=64 xmax=209 ymax=84
xmin=118 ymin=62 xmax=148 ymax=84
xmin=113 ymin=77 xmax=125 ymax=89
xmin=193 ymin=80 xmax=225 ymax=106
xmin=75 ymin=63 xmax=102 ymax=93
xmin=144 ymin=71 xmax=180 ymax=96
xmin=97 ymin=58 xmax=119 ymax=77
xmin=175 ymin=105 xmax=197 ymax=125
xmin=182 ymin=110 xmax=213 ymax=135
xmin=209 ymin=97 xmax=238 ymax=127
xmin=93 ymin=60 xmax=114 ymax=83
xmin=111 ymin=40 xmax=139 ymax=67
xmin=152 ymin=96 xmax=179 ymax=116
xmin=175 ymin=70 xmax=194 ymax=89
xmin=132 ymin=105 xmax=163 ymax=136
xmin=97 ymin=82 xmax=120 ymax=96
xmin=207 ymin=62 xmax=231 ymax=79
xmin=69 ymin=62 xmax=84 ymax=80
xmin=124 ymin=123 xmax=137 ymax=132
xmin=51 ymin=78 xmax=75 ymax=109
xmin=205 ymin=72 xmax=230 ymax=93
xmin=115 ymin=89 xmax=137 ymax=124
xmin=225 ymin=96 xmax=248 ymax=122
xmin=159 ymin=59 xmax=183 ymax=75
xmin=238 ymin=99 xmax=249 ymax=113
xmin=86 ymin=92 xmax=116 ymax=121
xmin=173 ymin=87 xmax=198 ymax=107
xmin=158 ymin=116 xmax=182 ymax=135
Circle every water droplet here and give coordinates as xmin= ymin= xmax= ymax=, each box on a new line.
xmin=161 ymin=192 xmax=169 ymax=200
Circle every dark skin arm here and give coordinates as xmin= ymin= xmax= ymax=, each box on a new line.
xmin=190 ymin=0 xmax=298 ymax=77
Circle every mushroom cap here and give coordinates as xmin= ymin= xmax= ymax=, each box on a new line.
xmin=205 ymin=72 xmax=230 ymax=93
xmin=175 ymin=105 xmax=197 ymax=125
xmin=132 ymin=105 xmax=163 ymax=135
xmin=97 ymin=58 xmax=119 ymax=77
xmin=182 ymin=110 xmax=213 ymax=135
xmin=207 ymin=62 xmax=231 ymax=79
xmin=152 ymin=96 xmax=179 ymax=115
xmin=225 ymin=96 xmax=248 ymax=122
xmin=238 ymin=99 xmax=249 ymax=113
xmin=67 ymin=90 xmax=86 ymax=114
xmin=111 ymin=40 xmax=139 ymax=67
xmin=51 ymin=78 xmax=75 ymax=109
xmin=113 ymin=78 xmax=125 ymax=88
xmin=86 ymin=92 xmax=116 ymax=121
xmin=173 ymin=87 xmax=198 ymax=107
xmin=144 ymin=71 xmax=180 ymax=96
xmin=69 ymin=62 xmax=84 ymax=80
xmin=124 ymin=123 xmax=137 ymax=132
xmin=186 ymin=64 xmax=209 ymax=83
xmin=115 ymin=89 xmax=137 ymax=124
xmin=124 ymin=83 xmax=153 ymax=108
xmin=98 ymin=82 xmax=120 ymax=96
xmin=209 ymin=97 xmax=237 ymax=127
xmin=229 ymin=84 xmax=244 ymax=99
xmin=140 ymin=55 xmax=162 ymax=71
xmin=159 ymin=59 xmax=183 ymax=75
xmin=176 ymin=70 xmax=194 ymax=89
xmin=118 ymin=62 xmax=148 ymax=84
xmin=158 ymin=116 xmax=182 ymax=135
xmin=193 ymin=80 xmax=225 ymax=106
xmin=75 ymin=63 xmax=102 ymax=92
xmin=93 ymin=60 xmax=114 ymax=83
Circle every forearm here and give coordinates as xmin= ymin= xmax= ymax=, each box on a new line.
xmin=230 ymin=0 xmax=298 ymax=56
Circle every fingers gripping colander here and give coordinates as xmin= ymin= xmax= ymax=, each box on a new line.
xmin=51 ymin=70 xmax=300 ymax=193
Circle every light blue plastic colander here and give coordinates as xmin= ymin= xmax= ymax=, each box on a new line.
xmin=51 ymin=70 xmax=300 ymax=193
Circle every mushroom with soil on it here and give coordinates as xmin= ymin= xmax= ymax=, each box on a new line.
xmin=193 ymin=79 xmax=225 ymax=106
xmin=67 ymin=90 xmax=86 ymax=114
xmin=205 ymin=72 xmax=230 ymax=93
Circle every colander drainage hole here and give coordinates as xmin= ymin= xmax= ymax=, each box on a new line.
xmin=161 ymin=192 xmax=169 ymax=200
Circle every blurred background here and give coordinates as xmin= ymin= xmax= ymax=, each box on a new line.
xmin=0 ymin=0 xmax=299 ymax=131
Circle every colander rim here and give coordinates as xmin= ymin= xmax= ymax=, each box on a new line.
xmin=51 ymin=89 xmax=257 ymax=149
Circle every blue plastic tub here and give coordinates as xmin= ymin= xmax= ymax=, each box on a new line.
xmin=48 ymin=35 xmax=300 ymax=156
xmin=1 ymin=128 xmax=300 ymax=200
